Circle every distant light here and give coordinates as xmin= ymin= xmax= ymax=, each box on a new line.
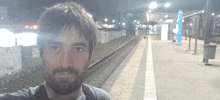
xmin=112 ymin=20 xmax=115 ymax=23
xmin=134 ymin=20 xmax=137 ymax=22
xmin=212 ymin=13 xmax=215 ymax=16
xmin=25 ymin=25 xmax=29 ymax=29
xmin=164 ymin=3 xmax=171 ymax=8
xmin=160 ymin=19 xmax=163 ymax=21
xmin=149 ymin=2 xmax=157 ymax=9
xmin=166 ymin=19 xmax=173 ymax=23
xmin=165 ymin=15 xmax=168 ymax=18
xmin=190 ymin=23 xmax=193 ymax=26
xmin=137 ymin=21 xmax=140 ymax=24
xmin=1 ymin=17 xmax=3 ymax=19
xmin=148 ymin=10 xmax=151 ymax=13
xmin=88 ymin=14 xmax=93 ymax=18
xmin=202 ymin=10 xmax=205 ymax=13
xmin=119 ymin=23 xmax=121 ymax=25
xmin=219 ymin=15 xmax=220 ymax=17
xmin=33 ymin=25 xmax=38 ymax=29
xmin=122 ymin=22 xmax=126 ymax=25
xmin=104 ymin=18 xmax=108 ymax=22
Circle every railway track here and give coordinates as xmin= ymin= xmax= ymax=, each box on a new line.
xmin=84 ymin=34 xmax=143 ymax=87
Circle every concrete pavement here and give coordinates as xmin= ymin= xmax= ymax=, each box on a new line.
xmin=101 ymin=34 xmax=220 ymax=100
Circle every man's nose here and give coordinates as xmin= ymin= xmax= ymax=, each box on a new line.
xmin=60 ymin=50 xmax=73 ymax=68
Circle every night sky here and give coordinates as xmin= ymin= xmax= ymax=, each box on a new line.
xmin=1 ymin=0 xmax=220 ymax=24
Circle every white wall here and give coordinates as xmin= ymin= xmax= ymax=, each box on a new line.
xmin=0 ymin=47 xmax=22 ymax=75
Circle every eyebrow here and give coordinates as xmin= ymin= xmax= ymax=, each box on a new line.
xmin=46 ymin=41 xmax=87 ymax=47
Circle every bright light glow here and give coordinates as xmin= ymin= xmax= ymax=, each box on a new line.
xmin=119 ymin=23 xmax=121 ymax=25
xmin=88 ymin=14 xmax=93 ymax=18
xmin=147 ymin=13 xmax=150 ymax=22
xmin=25 ymin=25 xmax=29 ymax=29
xmin=148 ymin=10 xmax=151 ymax=13
xmin=16 ymin=33 xmax=37 ymax=46
xmin=166 ymin=19 xmax=174 ymax=23
xmin=122 ymin=22 xmax=126 ymax=25
xmin=0 ymin=29 xmax=15 ymax=47
xmin=142 ymin=25 xmax=146 ymax=27
xmin=219 ymin=15 xmax=220 ymax=17
xmin=160 ymin=19 xmax=163 ymax=21
xmin=149 ymin=2 xmax=157 ymax=9
xmin=190 ymin=23 xmax=193 ymax=26
xmin=104 ymin=18 xmax=108 ymax=22
xmin=33 ymin=25 xmax=38 ymax=29
xmin=212 ymin=13 xmax=215 ymax=16
xmin=164 ymin=3 xmax=171 ymax=8
xmin=137 ymin=21 xmax=140 ymax=24
xmin=1 ymin=17 xmax=3 ymax=19
xmin=165 ymin=15 xmax=168 ymax=18
xmin=134 ymin=20 xmax=137 ymax=22
xmin=112 ymin=20 xmax=115 ymax=23
xmin=202 ymin=10 xmax=205 ymax=13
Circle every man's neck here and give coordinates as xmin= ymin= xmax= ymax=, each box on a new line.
xmin=43 ymin=83 xmax=83 ymax=100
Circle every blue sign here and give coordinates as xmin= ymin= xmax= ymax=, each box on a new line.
xmin=176 ymin=10 xmax=183 ymax=45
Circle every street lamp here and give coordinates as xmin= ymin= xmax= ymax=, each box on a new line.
xmin=104 ymin=18 xmax=108 ymax=22
xmin=149 ymin=2 xmax=157 ymax=9
xmin=112 ymin=20 xmax=115 ymax=23
xmin=212 ymin=13 xmax=215 ymax=16
xmin=164 ymin=2 xmax=171 ymax=8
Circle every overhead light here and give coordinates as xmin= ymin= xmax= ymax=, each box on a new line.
xmin=149 ymin=2 xmax=157 ymax=9
xmin=212 ymin=13 xmax=215 ymax=16
xmin=164 ymin=3 xmax=171 ymax=8
xmin=25 ymin=25 xmax=29 ymax=29
xmin=33 ymin=25 xmax=38 ymax=29
xmin=112 ymin=20 xmax=115 ymax=23
xmin=148 ymin=10 xmax=151 ymax=13
xmin=122 ymin=22 xmax=126 ymax=25
xmin=202 ymin=10 xmax=205 ymax=13
xmin=165 ymin=15 xmax=168 ymax=18
xmin=104 ymin=18 xmax=108 ymax=22
xmin=137 ymin=21 xmax=140 ymax=24
xmin=219 ymin=15 xmax=220 ymax=17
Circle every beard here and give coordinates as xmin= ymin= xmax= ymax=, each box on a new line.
xmin=42 ymin=61 xmax=88 ymax=95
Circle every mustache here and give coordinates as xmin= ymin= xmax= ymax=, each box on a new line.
xmin=51 ymin=66 xmax=79 ymax=75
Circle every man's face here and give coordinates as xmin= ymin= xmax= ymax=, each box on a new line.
xmin=42 ymin=27 xmax=90 ymax=95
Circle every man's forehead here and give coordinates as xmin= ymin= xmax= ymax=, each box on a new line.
xmin=42 ymin=31 xmax=88 ymax=46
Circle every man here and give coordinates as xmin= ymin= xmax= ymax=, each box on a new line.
xmin=0 ymin=2 xmax=111 ymax=100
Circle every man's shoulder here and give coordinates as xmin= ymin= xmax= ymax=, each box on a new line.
xmin=0 ymin=85 xmax=48 ymax=100
xmin=82 ymin=83 xmax=111 ymax=100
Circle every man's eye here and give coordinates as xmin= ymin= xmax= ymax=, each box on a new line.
xmin=74 ymin=47 xmax=86 ymax=52
xmin=48 ymin=45 xmax=61 ymax=51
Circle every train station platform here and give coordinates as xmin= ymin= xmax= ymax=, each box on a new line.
xmin=101 ymin=34 xmax=220 ymax=100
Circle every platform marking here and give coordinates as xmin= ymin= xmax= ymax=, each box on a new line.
xmin=109 ymin=39 xmax=146 ymax=100
xmin=144 ymin=36 xmax=157 ymax=100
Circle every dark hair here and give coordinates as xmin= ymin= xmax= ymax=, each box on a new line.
xmin=37 ymin=2 xmax=97 ymax=58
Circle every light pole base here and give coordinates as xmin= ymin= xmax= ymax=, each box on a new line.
xmin=205 ymin=63 xmax=213 ymax=66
